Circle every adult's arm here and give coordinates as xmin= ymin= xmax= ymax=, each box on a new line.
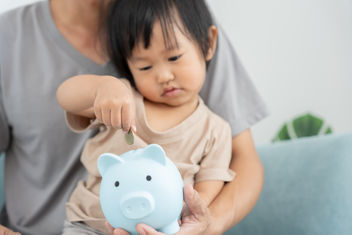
xmin=206 ymin=129 xmax=264 ymax=234
xmin=200 ymin=23 xmax=268 ymax=234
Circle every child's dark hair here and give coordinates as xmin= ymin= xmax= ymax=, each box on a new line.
xmin=106 ymin=0 xmax=214 ymax=87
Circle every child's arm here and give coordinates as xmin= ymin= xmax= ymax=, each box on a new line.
xmin=56 ymin=75 xmax=135 ymax=131
xmin=193 ymin=120 xmax=234 ymax=207
xmin=194 ymin=181 xmax=224 ymax=206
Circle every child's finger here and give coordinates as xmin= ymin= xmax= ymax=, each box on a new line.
xmin=94 ymin=104 xmax=103 ymax=123
xmin=130 ymin=103 xmax=137 ymax=133
xmin=130 ymin=119 xmax=136 ymax=133
xmin=102 ymin=107 xmax=112 ymax=126
xmin=121 ymin=102 xmax=133 ymax=132
xmin=111 ymin=105 xmax=122 ymax=129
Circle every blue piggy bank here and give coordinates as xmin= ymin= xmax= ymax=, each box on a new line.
xmin=98 ymin=144 xmax=184 ymax=235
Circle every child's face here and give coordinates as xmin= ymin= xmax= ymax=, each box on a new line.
xmin=127 ymin=21 xmax=216 ymax=107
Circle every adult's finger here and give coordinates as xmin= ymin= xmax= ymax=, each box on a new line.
xmin=177 ymin=185 xmax=211 ymax=235
xmin=135 ymin=185 xmax=210 ymax=235
xmin=135 ymin=224 xmax=164 ymax=235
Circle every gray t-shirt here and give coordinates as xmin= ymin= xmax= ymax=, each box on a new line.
xmin=0 ymin=1 xmax=268 ymax=234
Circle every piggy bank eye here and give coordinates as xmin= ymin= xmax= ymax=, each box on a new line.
xmin=114 ymin=181 xmax=120 ymax=187
xmin=146 ymin=175 xmax=152 ymax=181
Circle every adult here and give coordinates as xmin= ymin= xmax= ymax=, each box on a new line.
xmin=0 ymin=0 xmax=268 ymax=234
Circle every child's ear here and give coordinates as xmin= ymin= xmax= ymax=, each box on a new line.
xmin=205 ymin=25 xmax=218 ymax=61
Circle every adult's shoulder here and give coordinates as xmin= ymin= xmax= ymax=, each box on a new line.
xmin=0 ymin=2 xmax=45 ymax=44
xmin=0 ymin=1 xmax=47 ymax=64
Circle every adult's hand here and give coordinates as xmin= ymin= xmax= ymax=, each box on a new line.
xmin=0 ymin=225 xmax=21 ymax=235
xmin=106 ymin=185 xmax=211 ymax=235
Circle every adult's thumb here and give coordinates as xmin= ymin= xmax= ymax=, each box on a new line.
xmin=183 ymin=184 xmax=209 ymax=217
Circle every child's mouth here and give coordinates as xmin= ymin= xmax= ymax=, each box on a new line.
xmin=162 ymin=87 xmax=182 ymax=97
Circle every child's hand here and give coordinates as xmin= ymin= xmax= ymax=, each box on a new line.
xmin=94 ymin=79 xmax=136 ymax=132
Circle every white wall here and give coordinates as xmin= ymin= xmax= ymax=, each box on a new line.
xmin=206 ymin=0 xmax=352 ymax=144
xmin=1 ymin=0 xmax=351 ymax=144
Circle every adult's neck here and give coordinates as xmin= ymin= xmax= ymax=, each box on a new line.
xmin=49 ymin=0 xmax=111 ymax=64
xmin=50 ymin=0 xmax=109 ymax=34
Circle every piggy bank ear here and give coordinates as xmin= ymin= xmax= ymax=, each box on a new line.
xmin=143 ymin=144 xmax=166 ymax=166
xmin=98 ymin=153 xmax=124 ymax=176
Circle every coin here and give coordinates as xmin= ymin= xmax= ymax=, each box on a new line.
xmin=124 ymin=128 xmax=134 ymax=145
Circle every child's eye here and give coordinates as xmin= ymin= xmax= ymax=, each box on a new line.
xmin=139 ymin=66 xmax=152 ymax=71
xmin=168 ymin=55 xmax=182 ymax=62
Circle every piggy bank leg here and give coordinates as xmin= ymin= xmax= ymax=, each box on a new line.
xmin=159 ymin=220 xmax=180 ymax=234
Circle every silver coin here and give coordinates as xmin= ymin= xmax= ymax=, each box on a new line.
xmin=124 ymin=128 xmax=134 ymax=145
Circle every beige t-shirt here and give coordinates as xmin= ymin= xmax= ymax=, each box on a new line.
xmin=65 ymin=84 xmax=235 ymax=233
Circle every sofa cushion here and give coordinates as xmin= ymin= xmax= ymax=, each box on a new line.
xmin=225 ymin=133 xmax=352 ymax=235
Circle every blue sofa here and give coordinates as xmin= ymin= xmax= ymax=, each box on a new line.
xmin=1 ymin=133 xmax=351 ymax=234
xmin=225 ymin=133 xmax=352 ymax=235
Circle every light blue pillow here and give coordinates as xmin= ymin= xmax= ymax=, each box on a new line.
xmin=225 ymin=133 xmax=352 ymax=235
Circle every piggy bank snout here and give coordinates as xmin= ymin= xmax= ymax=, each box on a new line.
xmin=120 ymin=192 xmax=155 ymax=219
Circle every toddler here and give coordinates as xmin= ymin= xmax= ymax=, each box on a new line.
xmin=57 ymin=0 xmax=235 ymax=234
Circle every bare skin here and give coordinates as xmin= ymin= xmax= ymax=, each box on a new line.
xmin=50 ymin=0 xmax=110 ymax=65
xmin=51 ymin=3 xmax=265 ymax=232
xmin=0 ymin=225 xmax=21 ymax=235
xmin=0 ymin=0 xmax=264 ymax=234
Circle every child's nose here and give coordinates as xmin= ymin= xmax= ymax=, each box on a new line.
xmin=157 ymin=67 xmax=174 ymax=84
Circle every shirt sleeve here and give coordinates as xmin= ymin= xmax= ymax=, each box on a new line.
xmin=65 ymin=112 xmax=101 ymax=133
xmin=0 ymin=66 xmax=10 ymax=153
xmin=200 ymin=25 xmax=269 ymax=137
xmin=195 ymin=121 xmax=236 ymax=183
